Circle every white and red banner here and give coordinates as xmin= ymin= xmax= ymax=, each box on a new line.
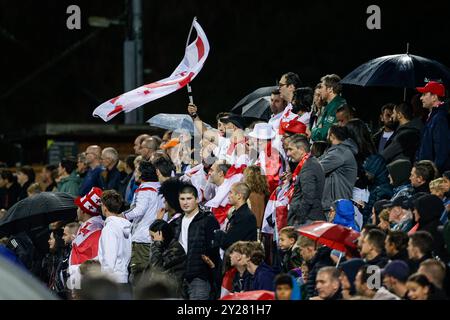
xmin=93 ymin=19 xmax=210 ymax=121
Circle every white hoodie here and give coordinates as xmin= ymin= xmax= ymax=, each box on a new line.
xmin=98 ymin=216 xmax=132 ymax=283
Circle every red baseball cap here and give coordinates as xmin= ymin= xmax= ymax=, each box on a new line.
xmin=416 ymin=81 xmax=446 ymax=97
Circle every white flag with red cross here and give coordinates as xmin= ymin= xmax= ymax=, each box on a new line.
xmin=93 ymin=19 xmax=210 ymax=122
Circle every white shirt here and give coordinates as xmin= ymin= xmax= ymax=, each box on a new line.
xmin=268 ymin=112 xmax=283 ymax=132
xmin=98 ymin=216 xmax=132 ymax=283
xmin=214 ymin=136 xmax=230 ymax=161
xmin=124 ymin=181 xmax=163 ymax=243
xmin=382 ymin=131 xmax=394 ymax=139
xmin=179 ymin=212 xmax=198 ymax=253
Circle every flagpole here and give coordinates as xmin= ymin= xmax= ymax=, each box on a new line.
xmin=185 ymin=17 xmax=197 ymax=105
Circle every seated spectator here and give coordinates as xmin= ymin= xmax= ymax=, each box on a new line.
xmin=298 ymin=236 xmax=334 ymax=298
xmin=274 ymin=273 xmax=301 ymax=300
xmin=383 ymin=196 xmax=413 ymax=233
xmin=338 ymin=258 xmax=365 ymax=299
xmin=382 ymin=260 xmax=410 ymax=299
xmin=378 ymin=209 xmax=391 ymax=231
xmin=408 ymin=231 xmax=434 ymax=273
xmin=360 ymin=229 xmax=389 ymax=267
xmin=329 ymin=199 xmax=362 ymax=231
xmin=387 ymin=159 xmax=413 ymax=200
xmin=410 ymin=162 xmax=434 ymax=194
xmin=227 ymin=241 xmax=252 ymax=293
xmin=406 ymin=273 xmax=448 ymax=300
xmin=355 ymin=265 xmax=400 ymax=300
xmin=278 ymin=226 xmax=302 ymax=274
xmin=371 ymin=199 xmax=390 ymax=226
xmin=418 ymin=259 xmax=447 ymax=293
xmin=429 ymin=177 xmax=450 ymax=224
xmin=311 ymin=267 xmax=342 ymax=300
xmin=385 ymin=231 xmax=410 ymax=263
xmin=245 ymin=243 xmax=276 ymax=291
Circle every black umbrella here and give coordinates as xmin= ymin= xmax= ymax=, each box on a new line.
xmin=0 ymin=192 xmax=77 ymax=236
xmin=341 ymin=53 xmax=450 ymax=89
xmin=241 ymin=96 xmax=272 ymax=121
xmin=231 ymin=86 xmax=278 ymax=114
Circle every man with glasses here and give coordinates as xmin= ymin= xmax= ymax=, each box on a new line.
xmin=79 ymin=145 xmax=104 ymax=196
xmin=139 ymin=137 xmax=159 ymax=161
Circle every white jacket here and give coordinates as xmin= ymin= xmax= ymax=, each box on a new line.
xmin=98 ymin=216 xmax=132 ymax=283
xmin=123 ymin=181 xmax=163 ymax=243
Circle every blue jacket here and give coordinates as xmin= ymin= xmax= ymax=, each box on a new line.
xmin=250 ymin=262 xmax=276 ymax=291
xmin=79 ymin=165 xmax=104 ymax=196
xmin=418 ymin=103 xmax=450 ymax=172
xmin=332 ymin=199 xmax=361 ymax=232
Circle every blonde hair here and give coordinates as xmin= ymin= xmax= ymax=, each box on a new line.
xmin=429 ymin=178 xmax=446 ymax=194
xmin=243 ymin=165 xmax=270 ymax=197
xmin=379 ymin=209 xmax=390 ymax=222
xmin=27 ymin=183 xmax=42 ymax=195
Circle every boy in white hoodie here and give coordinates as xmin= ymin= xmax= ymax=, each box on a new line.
xmin=98 ymin=190 xmax=132 ymax=284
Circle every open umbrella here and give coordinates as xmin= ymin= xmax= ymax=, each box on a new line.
xmin=296 ymin=221 xmax=360 ymax=254
xmin=220 ymin=290 xmax=275 ymax=300
xmin=231 ymin=86 xmax=277 ymax=114
xmin=240 ymin=96 xmax=272 ymax=121
xmin=0 ymin=192 xmax=77 ymax=236
xmin=147 ymin=113 xmax=212 ymax=134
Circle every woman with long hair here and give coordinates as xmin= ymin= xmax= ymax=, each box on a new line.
xmin=243 ymin=166 xmax=270 ymax=229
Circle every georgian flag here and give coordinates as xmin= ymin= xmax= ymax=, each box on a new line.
xmin=93 ymin=20 xmax=210 ymax=122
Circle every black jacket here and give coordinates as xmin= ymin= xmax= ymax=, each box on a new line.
xmin=17 ymin=180 xmax=33 ymax=202
xmin=381 ymin=120 xmax=421 ymax=165
xmin=288 ymin=156 xmax=326 ymax=225
xmin=305 ymin=246 xmax=333 ymax=298
xmin=2 ymin=181 xmax=21 ymax=209
xmin=214 ymin=203 xmax=257 ymax=251
xmin=172 ymin=209 xmax=220 ymax=283
xmin=365 ymin=253 xmax=389 ymax=268
xmin=232 ymin=270 xmax=252 ymax=293
xmin=149 ymin=238 xmax=187 ymax=283
xmin=281 ymin=246 xmax=302 ymax=273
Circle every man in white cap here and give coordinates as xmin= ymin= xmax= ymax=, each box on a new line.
xmin=248 ymin=123 xmax=284 ymax=194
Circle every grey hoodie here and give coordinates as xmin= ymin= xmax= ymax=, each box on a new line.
xmin=98 ymin=216 xmax=132 ymax=283
xmin=319 ymin=139 xmax=358 ymax=211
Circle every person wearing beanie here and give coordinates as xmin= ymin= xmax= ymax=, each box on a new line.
xmin=122 ymin=160 xmax=163 ymax=283
xmin=413 ymin=194 xmax=449 ymax=262
xmin=339 ymin=258 xmax=366 ymax=299
xmin=382 ymin=260 xmax=411 ymax=299
xmin=387 ymin=159 xmax=413 ymax=200
xmin=68 ymin=187 xmax=105 ymax=290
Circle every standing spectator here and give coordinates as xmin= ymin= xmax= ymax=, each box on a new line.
xmin=57 ymin=158 xmax=81 ymax=196
xmin=385 ymin=196 xmax=414 ymax=233
xmin=69 ymin=187 xmax=104 ymax=291
xmin=382 ymin=260 xmax=411 ymax=299
xmin=148 ymin=219 xmax=186 ymax=295
xmin=122 ymin=161 xmax=162 ymax=282
xmin=76 ymin=152 xmax=88 ymax=179
xmin=171 ymin=184 xmax=221 ymax=300
xmin=157 ymin=178 xmax=184 ymax=223
xmin=134 ymin=134 xmax=151 ymax=155
xmin=58 ymin=222 xmax=79 ymax=298
xmin=408 ymin=231 xmax=434 ymax=273
xmin=42 ymin=229 xmax=65 ymax=295
xmin=385 ymin=231 xmax=410 ymax=263
xmin=205 ymin=162 xmax=232 ymax=227
xmin=40 ymin=165 xmax=57 ymax=192
xmin=373 ymin=103 xmax=396 ymax=154
xmin=152 ymin=156 xmax=176 ymax=184
xmin=387 ymin=159 xmax=414 ymax=200
xmin=100 ymin=147 xmax=123 ymax=192
xmin=278 ymin=226 xmax=302 ymax=274
xmin=278 ymin=72 xmax=302 ymax=105
xmin=0 ymin=169 xmax=21 ymax=209
xmin=119 ymin=154 xmax=136 ymax=200
xmin=292 ymin=87 xmax=314 ymax=127
xmin=16 ymin=165 xmax=35 ymax=201
xmin=268 ymin=89 xmax=288 ymax=132
xmin=213 ymin=183 xmax=257 ymax=251
xmin=286 ymin=134 xmax=326 ymax=226
xmin=319 ymin=125 xmax=358 ymax=211
xmin=298 ymin=236 xmax=333 ymax=298
xmin=416 ymin=81 xmax=450 ymax=172
xmin=243 ymin=166 xmax=269 ymax=229
xmin=360 ymin=229 xmax=389 ymax=268
xmin=381 ymin=102 xmax=421 ymax=165
xmin=311 ymin=267 xmax=342 ymax=300
xmin=98 ymin=190 xmax=132 ymax=284
xmin=311 ymin=74 xmax=346 ymax=142
xmin=308 ymin=84 xmax=327 ymax=139
xmin=79 ymin=145 xmax=104 ymax=196
xmin=139 ymin=137 xmax=160 ymax=161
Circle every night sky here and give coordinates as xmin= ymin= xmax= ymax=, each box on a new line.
xmin=1 ymin=1 xmax=450 ymax=144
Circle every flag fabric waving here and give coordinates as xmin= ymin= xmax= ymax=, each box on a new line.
xmin=93 ymin=19 xmax=210 ymax=122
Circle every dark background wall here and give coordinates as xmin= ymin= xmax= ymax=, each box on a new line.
xmin=1 ymin=0 xmax=450 ymax=135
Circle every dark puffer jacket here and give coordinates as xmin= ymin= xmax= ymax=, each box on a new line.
xmin=171 ymin=210 xmax=220 ymax=283
xmin=149 ymin=238 xmax=187 ymax=283
xmin=381 ymin=119 xmax=421 ymax=165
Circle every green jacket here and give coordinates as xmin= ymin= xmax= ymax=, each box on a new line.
xmin=57 ymin=171 xmax=81 ymax=197
xmin=311 ymin=95 xmax=347 ymax=142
